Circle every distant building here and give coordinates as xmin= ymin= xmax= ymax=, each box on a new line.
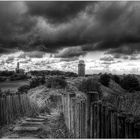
xmin=78 ymin=60 xmax=85 ymax=76
xmin=15 ymin=62 xmax=25 ymax=74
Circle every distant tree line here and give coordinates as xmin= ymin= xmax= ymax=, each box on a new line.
xmin=30 ymin=70 xmax=78 ymax=77
xmin=0 ymin=70 xmax=77 ymax=83
xmin=0 ymin=71 xmax=15 ymax=76
xmin=0 ymin=70 xmax=28 ymax=82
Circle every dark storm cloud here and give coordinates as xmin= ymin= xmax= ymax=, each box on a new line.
xmin=129 ymin=54 xmax=140 ymax=60
xmin=55 ymin=47 xmax=86 ymax=58
xmin=123 ymin=56 xmax=129 ymax=59
xmin=130 ymin=56 xmax=138 ymax=60
xmin=106 ymin=43 xmax=140 ymax=59
xmin=1 ymin=1 xmax=140 ymax=58
xmin=100 ymin=56 xmax=114 ymax=61
xmin=26 ymin=1 xmax=91 ymax=24
xmin=26 ymin=1 xmax=140 ymax=57
xmin=0 ymin=1 xmax=37 ymax=54
xmin=18 ymin=51 xmax=45 ymax=58
xmin=60 ymin=57 xmax=79 ymax=62
xmin=0 ymin=47 xmax=14 ymax=54
xmin=113 ymin=53 xmax=130 ymax=59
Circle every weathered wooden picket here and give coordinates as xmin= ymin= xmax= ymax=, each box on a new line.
xmin=0 ymin=93 xmax=39 ymax=127
xmin=61 ymin=91 xmax=140 ymax=138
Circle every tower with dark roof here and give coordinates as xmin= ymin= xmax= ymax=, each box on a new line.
xmin=78 ymin=60 xmax=85 ymax=76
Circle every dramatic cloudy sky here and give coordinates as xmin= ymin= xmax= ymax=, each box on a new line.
xmin=1 ymin=1 xmax=140 ymax=74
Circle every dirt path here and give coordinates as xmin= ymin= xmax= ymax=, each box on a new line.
xmin=1 ymin=110 xmax=70 ymax=139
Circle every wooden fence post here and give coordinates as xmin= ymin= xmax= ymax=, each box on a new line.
xmin=102 ymin=105 xmax=106 ymax=138
xmin=114 ymin=111 xmax=119 ymax=138
xmin=134 ymin=117 xmax=140 ymax=138
xmin=124 ymin=113 xmax=133 ymax=138
xmin=134 ymin=122 xmax=140 ymax=138
xmin=0 ymin=96 xmax=4 ymax=125
xmin=86 ymin=91 xmax=99 ymax=138
xmin=129 ymin=118 xmax=135 ymax=138
xmin=73 ymin=98 xmax=76 ymax=138
xmin=111 ymin=108 xmax=117 ymax=138
xmin=69 ymin=93 xmax=76 ymax=136
xmin=82 ymin=101 xmax=86 ymax=138
xmin=3 ymin=95 xmax=7 ymax=124
xmin=0 ymin=96 xmax=1 ymax=126
xmin=117 ymin=112 xmax=126 ymax=138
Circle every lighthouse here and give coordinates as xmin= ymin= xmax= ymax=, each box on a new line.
xmin=78 ymin=60 xmax=85 ymax=77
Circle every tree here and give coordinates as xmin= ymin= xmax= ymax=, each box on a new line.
xmin=112 ymin=75 xmax=120 ymax=84
xmin=0 ymin=88 xmax=3 ymax=97
xmin=120 ymin=75 xmax=140 ymax=92
xmin=79 ymin=78 xmax=102 ymax=99
xmin=18 ymin=85 xmax=30 ymax=93
xmin=40 ymin=75 xmax=46 ymax=85
xmin=79 ymin=78 xmax=100 ymax=92
xmin=29 ymin=77 xmax=40 ymax=88
xmin=99 ymin=73 xmax=110 ymax=87
xmin=46 ymin=76 xmax=67 ymax=89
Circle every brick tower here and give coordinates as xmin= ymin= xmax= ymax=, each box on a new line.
xmin=78 ymin=60 xmax=85 ymax=76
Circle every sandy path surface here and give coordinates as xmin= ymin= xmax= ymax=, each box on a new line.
xmin=1 ymin=110 xmax=70 ymax=139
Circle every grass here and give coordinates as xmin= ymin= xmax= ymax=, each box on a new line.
xmin=0 ymin=80 xmax=29 ymax=92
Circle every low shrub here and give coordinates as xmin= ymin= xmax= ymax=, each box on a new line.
xmin=18 ymin=85 xmax=30 ymax=93
xmin=120 ymin=75 xmax=140 ymax=92
xmin=46 ymin=76 xmax=67 ymax=89
xmin=99 ymin=73 xmax=110 ymax=87
xmin=29 ymin=76 xmax=46 ymax=88
xmin=111 ymin=75 xmax=120 ymax=84
xmin=79 ymin=78 xmax=102 ymax=99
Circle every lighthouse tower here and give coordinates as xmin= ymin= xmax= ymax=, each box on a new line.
xmin=78 ymin=60 xmax=85 ymax=77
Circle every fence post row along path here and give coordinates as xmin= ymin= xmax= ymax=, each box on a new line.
xmin=61 ymin=89 xmax=140 ymax=138
xmin=0 ymin=92 xmax=39 ymax=127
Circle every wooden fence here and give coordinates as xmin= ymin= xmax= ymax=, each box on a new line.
xmin=62 ymin=92 xmax=87 ymax=138
xmin=61 ymin=91 xmax=140 ymax=138
xmin=0 ymin=93 xmax=39 ymax=127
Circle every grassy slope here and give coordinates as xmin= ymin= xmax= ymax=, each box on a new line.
xmin=28 ymin=76 xmax=140 ymax=116
xmin=28 ymin=81 xmax=86 ymax=113
xmin=101 ymin=79 xmax=140 ymax=116
xmin=69 ymin=76 xmax=140 ymax=116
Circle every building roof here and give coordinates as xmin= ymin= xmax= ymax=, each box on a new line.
xmin=79 ymin=60 xmax=85 ymax=64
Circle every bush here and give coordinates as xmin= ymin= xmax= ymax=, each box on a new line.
xmin=79 ymin=78 xmax=102 ymax=98
xmin=10 ymin=74 xmax=27 ymax=81
xmin=99 ymin=73 xmax=110 ymax=87
xmin=46 ymin=76 xmax=67 ymax=89
xmin=29 ymin=76 xmax=46 ymax=88
xmin=112 ymin=75 xmax=120 ymax=84
xmin=0 ymin=77 xmax=7 ymax=82
xmin=40 ymin=75 xmax=46 ymax=85
xmin=79 ymin=78 xmax=100 ymax=92
xmin=18 ymin=85 xmax=30 ymax=93
xmin=30 ymin=78 xmax=40 ymax=88
xmin=120 ymin=75 xmax=140 ymax=92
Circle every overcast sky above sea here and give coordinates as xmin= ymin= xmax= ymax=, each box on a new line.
xmin=1 ymin=1 xmax=140 ymax=74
